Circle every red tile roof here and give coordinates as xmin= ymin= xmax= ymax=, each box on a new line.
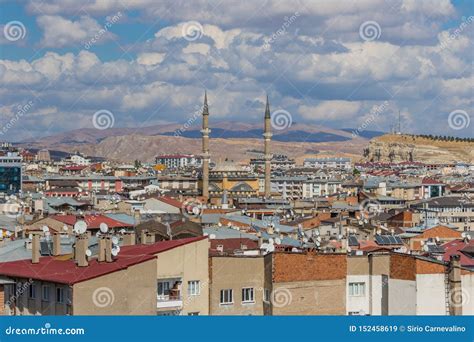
xmin=422 ymin=178 xmax=444 ymax=185
xmin=0 ymin=254 xmax=156 ymax=285
xmin=51 ymin=214 xmax=133 ymax=229
xmin=120 ymin=236 xmax=207 ymax=256
xmin=156 ymin=196 xmax=183 ymax=209
xmin=442 ymin=239 xmax=474 ymax=267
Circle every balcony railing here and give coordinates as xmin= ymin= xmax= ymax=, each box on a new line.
xmin=157 ymin=294 xmax=183 ymax=309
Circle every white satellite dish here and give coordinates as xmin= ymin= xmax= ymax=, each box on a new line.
xmin=209 ymin=234 xmax=216 ymax=239
xmin=420 ymin=240 xmax=425 ymax=246
xmin=73 ymin=220 xmax=87 ymax=235
xmin=358 ymin=220 xmax=363 ymax=225
xmin=269 ymin=238 xmax=274 ymax=245
xmin=315 ymin=241 xmax=321 ymax=247
xmin=423 ymin=245 xmax=429 ymax=252
xmin=435 ymin=236 xmax=440 ymax=242
xmin=275 ymin=237 xmax=282 ymax=245
xmin=28 ymin=233 xmax=33 ymax=240
xmin=315 ymin=230 xmax=320 ymax=236
xmin=42 ymin=225 xmax=49 ymax=233
xmin=111 ymin=236 xmax=119 ymax=245
xmin=119 ymin=229 xmax=126 ymax=234
xmin=266 ymin=244 xmax=275 ymax=253
xmin=111 ymin=245 xmax=120 ymax=257
xmin=62 ymin=225 xmax=68 ymax=232
xmin=461 ymin=232 xmax=466 ymax=238
xmin=99 ymin=223 xmax=109 ymax=234
xmin=317 ymin=236 xmax=322 ymax=242
xmin=347 ymin=247 xmax=352 ymax=253
xmin=218 ymin=222 xmax=222 ymax=227
xmin=85 ymin=249 xmax=92 ymax=257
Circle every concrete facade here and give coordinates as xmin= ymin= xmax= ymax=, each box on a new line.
xmin=155 ymin=238 xmax=210 ymax=315
xmin=209 ymin=255 xmax=271 ymax=315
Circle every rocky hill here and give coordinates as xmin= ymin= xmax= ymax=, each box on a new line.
xmin=18 ymin=121 xmax=381 ymax=163
xmin=364 ymin=134 xmax=474 ymax=163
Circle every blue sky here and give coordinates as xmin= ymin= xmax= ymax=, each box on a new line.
xmin=0 ymin=0 xmax=472 ymax=141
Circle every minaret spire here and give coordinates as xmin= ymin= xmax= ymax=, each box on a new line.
xmin=263 ymin=95 xmax=272 ymax=198
xmin=201 ymin=91 xmax=211 ymax=201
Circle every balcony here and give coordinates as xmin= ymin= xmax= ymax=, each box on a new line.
xmin=157 ymin=294 xmax=183 ymax=309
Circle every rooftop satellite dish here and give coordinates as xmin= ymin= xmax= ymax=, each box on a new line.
xmin=209 ymin=234 xmax=216 ymax=239
xmin=111 ymin=245 xmax=120 ymax=257
xmin=461 ymin=232 xmax=466 ymax=238
xmin=275 ymin=237 xmax=282 ymax=245
xmin=85 ymin=249 xmax=92 ymax=257
xmin=28 ymin=233 xmax=33 ymax=240
xmin=218 ymin=222 xmax=222 ymax=227
xmin=111 ymin=236 xmax=119 ymax=245
xmin=435 ymin=236 xmax=440 ymax=242
xmin=358 ymin=220 xmax=363 ymax=225
xmin=62 ymin=225 xmax=68 ymax=232
xmin=119 ymin=229 xmax=126 ymax=234
xmin=347 ymin=247 xmax=352 ymax=253
xmin=42 ymin=225 xmax=49 ymax=233
xmin=317 ymin=236 xmax=322 ymax=242
xmin=315 ymin=230 xmax=320 ymax=236
xmin=423 ymin=245 xmax=429 ymax=252
xmin=99 ymin=223 xmax=109 ymax=234
xmin=269 ymin=238 xmax=274 ymax=245
xmin=315 ymin=241 xmax=321 ymax=247
xmin=420 ymin=240 xmax=425 ymax=246
xmin=74 ymin=220 xmax=87 ymax=235
xmin=266 ymin=244 xmax=275 ymax=253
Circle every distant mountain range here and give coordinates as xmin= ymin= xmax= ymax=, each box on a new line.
xmin=18 ymin=122 xmax=385 ymax=162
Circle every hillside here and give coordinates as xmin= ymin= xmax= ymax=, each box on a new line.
xmin=18 ymin=121 xmax=381 ymax=163
xmin=365 ymin=134 xmax=474 ymax=163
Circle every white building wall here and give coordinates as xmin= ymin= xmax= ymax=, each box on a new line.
xmin=389 ymin=279 xmax=416 ymax=315
xmin=461 ymin=274 xmax=474 ymax=315
xmin=416 ymin=274 xmax=446 ymax=315
xmin=346 ymin=275 xmax=385 ymax=316
xmin=346 ymin=275 xmax=370 ymax=315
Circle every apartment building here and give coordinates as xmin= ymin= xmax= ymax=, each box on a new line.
xmin=0 ymin=254 xmax=157 ymax=315
xmin=0 ymin=152 xmax=22 ymax=195
xmin=121 ymin=236 xmax=210 ymax=316
xmin=346 ymin=253 xmax=390 ymax=315
xmin=304 ymin=157 xmax=352 ymax=170
xmin=155 ymin=154 xmax=202 ymax=169
xmin=209 ymin=255 xmax=272 ymax=315
xmin=271 ymin=252 xmax=347 ymax=315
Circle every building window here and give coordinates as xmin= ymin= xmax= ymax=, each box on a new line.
xmin=157 ymin=281 xmax=170 ymax=297
xmin=188 ymin=281 xmax=200 ymax=296
xmin=242 ymin=287 xmax=255 ymax=303
xmin=349 ymin=282 xmax=366 ymax=297
xmin=263 ymin=288 xmax=270 ymax=303
xmin=56 ymin=287 xmax=64 ymax=303
xmin=42 ymin=285 xmax=50 ymax=301
xmin=28 ymin=284 xmax=36 ymax=299
xmin=220 ymin=289 xmax=233 ymax=305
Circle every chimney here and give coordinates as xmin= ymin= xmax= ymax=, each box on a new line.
xmin=31 ymin=233 xmax=40 ymax=264
xmin=52 ymin=233 xmax=61 ymax=256
xmin=98 ymin=237 xmax=106 ymax=262
xmin=141 ymin=230 xmax=148 ymax=244
xmin=134 ymin=209 xmax=141 ymax=224
xmin=123 ymin=232 xmax=136 ymax=246
xmin=448 ymin=254 xmax=462 ymax=316
xmin=105 ymin=237 xmax=113 ymax=263
xmin=75 ymin=235 xmax=88 ymax=267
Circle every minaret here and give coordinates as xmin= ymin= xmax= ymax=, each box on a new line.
xmin=263 ymin=95 xmax=272 ymax=198
xmin=201 ymin=91 xmax=210 ymax=201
